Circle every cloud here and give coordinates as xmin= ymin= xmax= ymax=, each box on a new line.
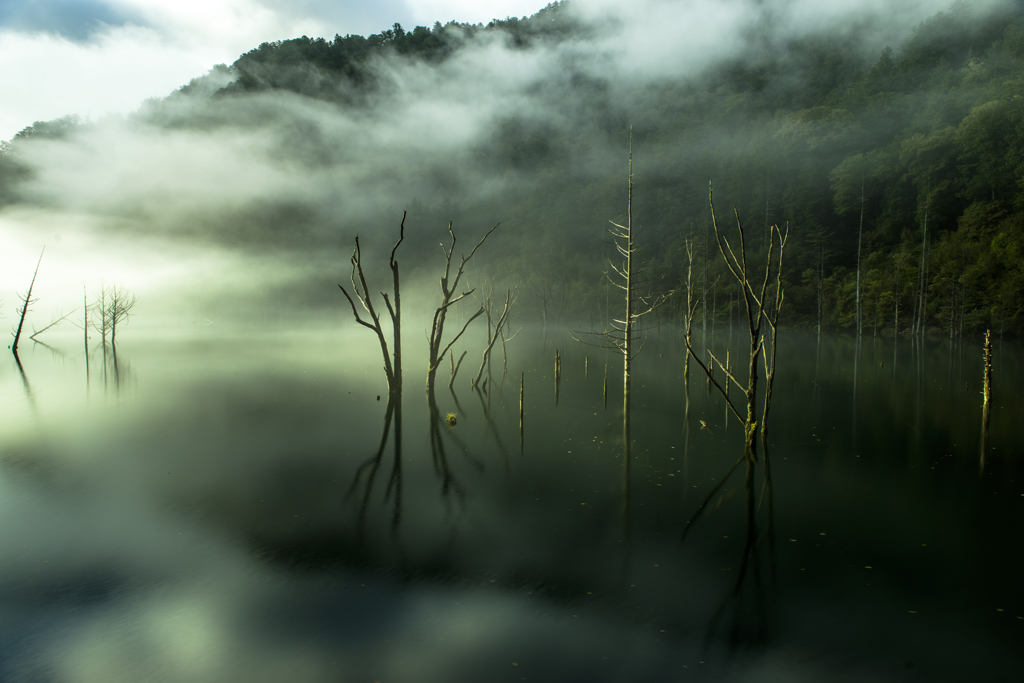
xmin=1 ymin=0 xmax=1014 ymax=315
xmin=0 ymin=0 xmax=558 ymax=141
xmin=0 ymin=25 xmax=228 ymax=141
xmin=0 ymin=0 xmax=143 ymax=40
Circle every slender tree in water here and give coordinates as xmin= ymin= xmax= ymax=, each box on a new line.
xmin=425 ymin=221 xmax=499 ymax=397
xmin=11 ymin=247 xmax=44 ymax=358
xmin=572 ymin=129 xmax=670 ymax=442
xmin=683 ymin=183 xmax=787 ymax=462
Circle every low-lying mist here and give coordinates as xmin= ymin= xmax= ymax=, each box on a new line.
xmin=0 ymin=0 xmax=1017 ymax=330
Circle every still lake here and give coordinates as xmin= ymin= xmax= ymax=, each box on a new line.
xmin=1 ymin=321 xmax=1021 ymax=682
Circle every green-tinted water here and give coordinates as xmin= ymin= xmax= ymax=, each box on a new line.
xmin=1 ymin=324 xmax=1021 ymax=682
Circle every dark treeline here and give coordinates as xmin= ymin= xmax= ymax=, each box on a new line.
xmin=3 ymin=0 xmax=1024 ymax=335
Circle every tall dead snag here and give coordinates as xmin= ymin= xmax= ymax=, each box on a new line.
xmin=684 ymin=183 xmax=787 ymax=463
xmin=426 ymin=220 xmax=499 ymax=396
xmin=339 ymin=213 xmax=405 ymax=396
xmin=12 ymin=247 xmax=44 ymax=357
xmin=572 ymin=130 xmax=670 ymax=439
xmin=980 ymin=329 xmax=992 ymax=474
xmin=683 ymin=237 xmax=696 ymax=380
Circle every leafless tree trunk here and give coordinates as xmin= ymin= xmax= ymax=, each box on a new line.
xmin=683 ymin=237 xmax=696 ymax=380
xmin=572 ymin=129 xmax=670 ymax=440
xmin=12 ymin=247 xmax=44 ymax=357
xmin=339 ymin=213 xmax=405 ymax=396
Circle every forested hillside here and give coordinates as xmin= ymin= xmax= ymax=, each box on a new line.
xmin=2 ymin=0 xmax=1023 ymax=335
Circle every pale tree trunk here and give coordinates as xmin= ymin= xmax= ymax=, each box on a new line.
xmin=12 ymin=248 xmax=44 ymax=357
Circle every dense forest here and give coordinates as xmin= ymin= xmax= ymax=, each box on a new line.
xmin=3 ymin=0 xmax=1024 ymax=336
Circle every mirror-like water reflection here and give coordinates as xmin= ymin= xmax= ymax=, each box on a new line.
xmin=1 ymin=325 xmax=1021 ymax=682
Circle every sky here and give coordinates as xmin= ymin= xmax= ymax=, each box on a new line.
xmin=0 ymin=0 xmax=549 ymax=142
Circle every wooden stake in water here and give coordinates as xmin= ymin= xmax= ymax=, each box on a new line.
xmin=585 ymin=355 xmax=589 ymax=378
xmin=555 ymin=349 xmax=561 ymax=380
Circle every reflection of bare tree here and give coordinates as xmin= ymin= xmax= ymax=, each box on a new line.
xmin=680 ymin=443 xmax=777 ymax=656
xmin=89 ymin=338 xmax=131 ymax=396
xmin=427 ymin=392 xmax=484 ymax=516
xmin=473 ymin=383 xmax=513 ymax=473
xmin=345 ymin=397 xmax=403 ymax=540
xmin=620 ymin=417 xmax=632 ymax=586
xmin=12 ymin=352 xmax=37 ymax=413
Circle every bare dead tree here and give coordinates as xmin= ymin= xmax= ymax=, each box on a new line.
xmin=91 ymin=284 xmax=111 ymax=350
xmin=425 ymin=220 xmax=500 ymax=396
xmin=573 ymin=130 xmax=671 ymax=438
xmin=12 ymin=247 xmax=44 ymax=357
xmin=339 ymin=213 xmax=405 ymax=396
xmin=472 ymin=285 xmax=519 ymax=389
xmin=683 ymin=183 xmax=788 ymax=463
xmin=108 ymin=285 xmax=138 ymax=349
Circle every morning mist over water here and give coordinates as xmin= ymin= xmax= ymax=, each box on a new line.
xmin=1 ymin=0 xmax=1023 ymax=681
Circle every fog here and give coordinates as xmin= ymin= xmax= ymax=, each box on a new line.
xmin=0 ymin=0 xmax=1013 ymax=326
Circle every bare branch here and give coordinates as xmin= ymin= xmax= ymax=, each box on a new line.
xmin=438 ymin=306 xmax=485 ymax=363
xmin=30 ymin=307 xmax=79 ymax=340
